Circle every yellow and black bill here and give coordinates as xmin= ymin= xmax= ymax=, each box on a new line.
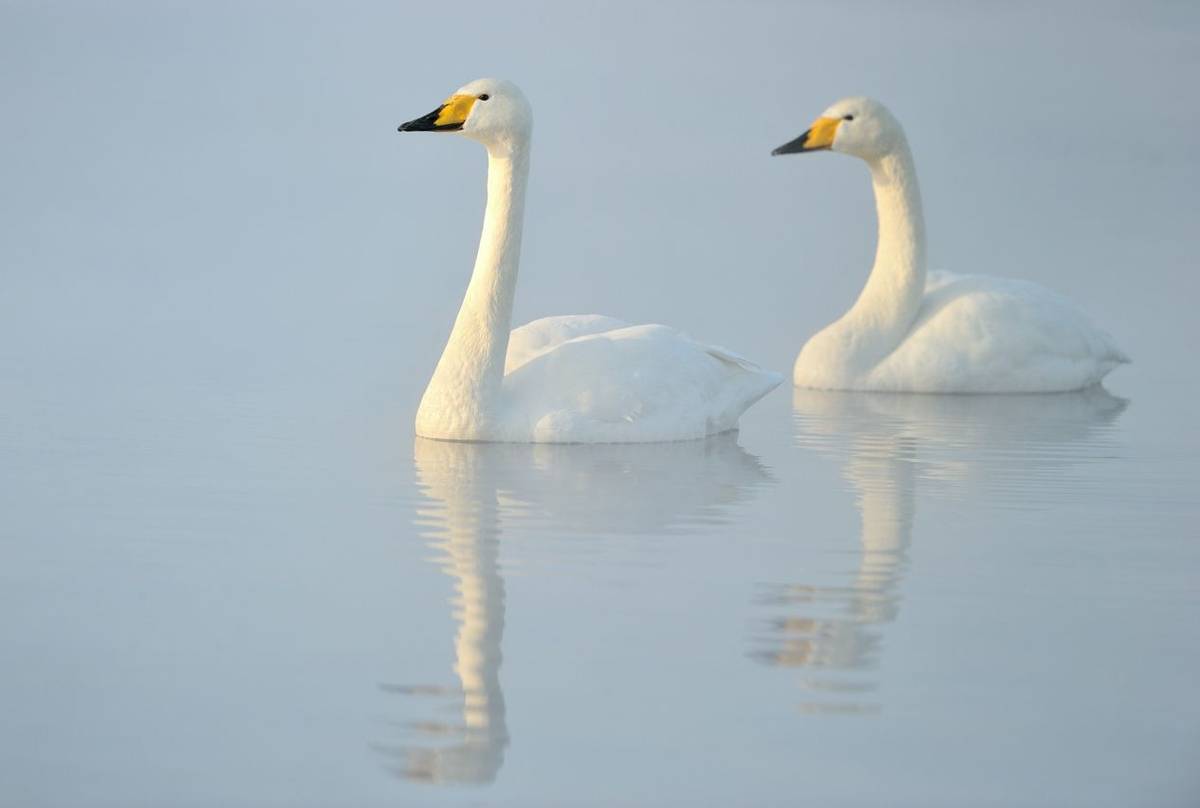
xmin=397 ymin=94 xmax=478 ymax=133
xmin=772 ymin=116 xmax=841 ymax=155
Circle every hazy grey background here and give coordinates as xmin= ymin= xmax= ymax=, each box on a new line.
xmin=3 ymin=0 xmax=1198 ymax=391
xmin=2 ymin=1 xmax=1199 ymax=806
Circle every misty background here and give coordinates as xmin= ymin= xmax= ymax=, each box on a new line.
xmin=3 ymin=1 xmax=1197 ymax=403
xmin=2 ymin=2 xmax=1198 ymax=807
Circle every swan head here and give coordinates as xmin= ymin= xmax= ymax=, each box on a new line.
xmin=772 ymin=97 xmax=904 ymax=161
xmin=398 ymin=78 xmax=532 ymax=147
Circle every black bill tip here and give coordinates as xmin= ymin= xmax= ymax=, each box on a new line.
xmin=772 ymin=129 xmax=814 ymax=156
xmin=398 ymin=105 xmax=463 ymax=133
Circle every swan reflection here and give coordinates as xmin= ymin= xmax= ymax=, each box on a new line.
xmin=385 ymin=433 xmax=773 ymax=785
xmin=754 ymin=387 xmax=1127 ymax=712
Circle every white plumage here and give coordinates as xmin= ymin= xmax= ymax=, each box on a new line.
xmin=775 ymin=97 xmax=1128 ymax=393
xmin=398 ymin=79 xmax=780 ymax=442
xmin=855 ymin=270 xmax=1129 ymax=392
xmin=502 ymin=315 xmax=778 ymax=442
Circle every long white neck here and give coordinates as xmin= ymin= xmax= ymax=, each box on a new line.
xmin=837 ymin=143 xmax=926 ymax=369
xmin=417 ymin=137 xmax=530 ymax=438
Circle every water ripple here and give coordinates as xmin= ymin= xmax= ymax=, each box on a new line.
xmin=750 ymin=386 xmax=1129 ymax=714
xmin=384 ymin=433 xmax=776 ymax=785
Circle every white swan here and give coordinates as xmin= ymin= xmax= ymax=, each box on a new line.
xmin=397 ymin=79 xmax=781 ymax=442
xmin=773 ymin=97 xmax=1128 ymax=393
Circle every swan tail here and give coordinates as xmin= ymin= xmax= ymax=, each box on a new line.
xmin=704 ymin=343 xmax=769 ymax=374
xmin=705 ymin=344 xmax=784 ymax=398
xmin=1099 ymin=335 xmax=1130 ymax=369
xmin=704 ymin=345 xmax=784 ymax=431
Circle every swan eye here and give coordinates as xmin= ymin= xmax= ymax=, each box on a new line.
xmin=843 ymin=114 xmax=854 ymax=121
xmin=478 ymin=93 xmax=490 ymax=101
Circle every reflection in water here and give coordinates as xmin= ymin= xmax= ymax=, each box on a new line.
xmin=384 ymin=439 xmax=511 ymax=785
xmin=384 ymin=433 xmax=773 ymax=785
xmin=754 ymin=387 xmax=1128 ymax=713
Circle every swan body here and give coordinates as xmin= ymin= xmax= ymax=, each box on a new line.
xmin=774 ymin=97 xmax=1128 ymax=393
xmin=399 ymin=79 xmax=780 ymax=442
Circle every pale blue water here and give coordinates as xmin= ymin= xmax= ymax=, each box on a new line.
xmin=3 ymin=371 xmax=1197 ymax=807
xmin=3 ymin=2 xmax=1199 ymax=806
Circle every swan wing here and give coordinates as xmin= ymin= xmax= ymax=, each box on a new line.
xmin=872 ymin=273 xmax=1128 ymax=392
xmin=501 ymin=323 xmax=782 ymax=442
xmin=505 ymin=314 xmax=630 ymax=373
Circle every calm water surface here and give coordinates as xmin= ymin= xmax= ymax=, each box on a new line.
xmin=2 ymin=370 xmax=1197 ymax=807
xmin=3 ymin=4 xmax=1199 ymax=805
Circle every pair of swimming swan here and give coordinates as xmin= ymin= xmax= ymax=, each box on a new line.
xmin=397 ymin=78 xmax=1127 ymax=443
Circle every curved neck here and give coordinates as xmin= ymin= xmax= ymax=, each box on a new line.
xmin=423 ymin=137 xmax=530 ymax=422
xmin=840 ymin=143 xmax=926 ymax=367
